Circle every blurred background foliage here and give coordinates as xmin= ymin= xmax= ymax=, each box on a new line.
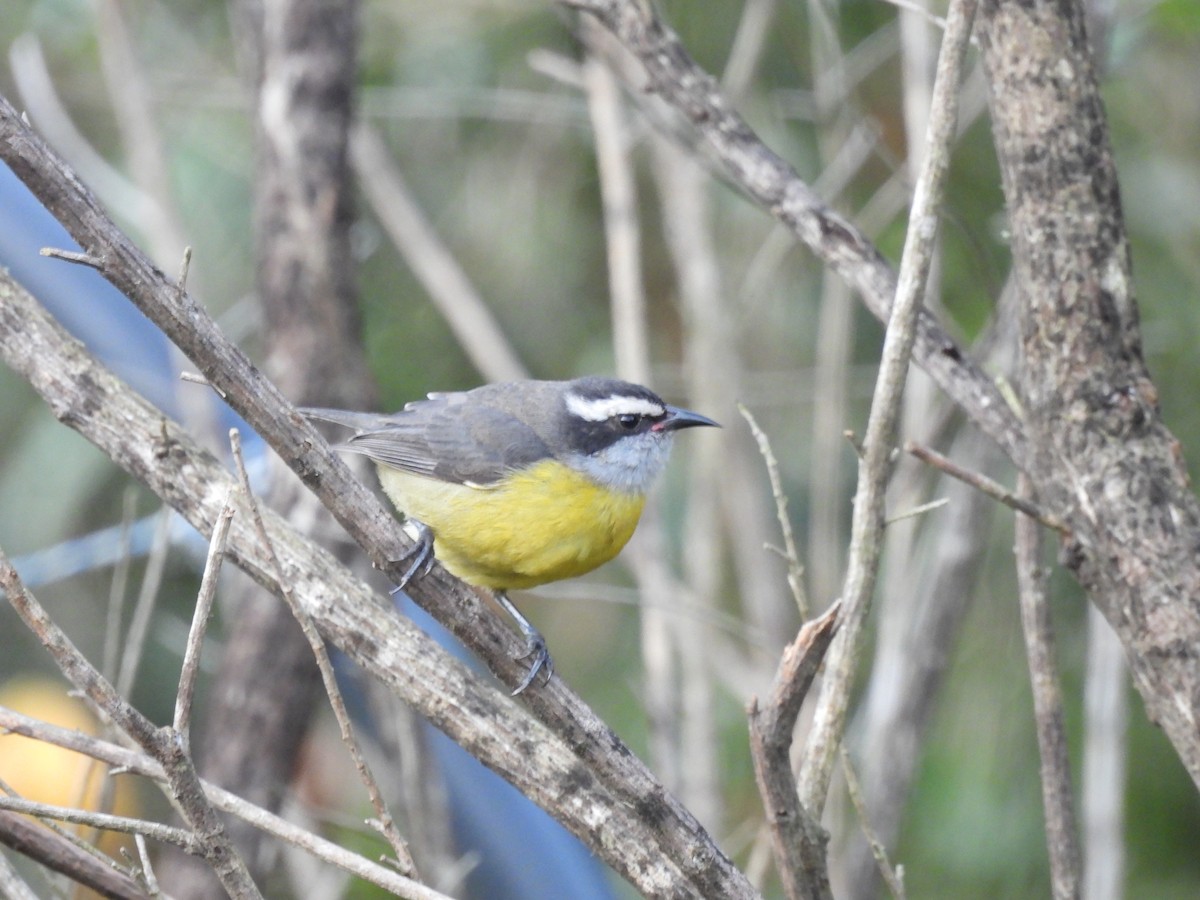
xmin=1 ymin=0 xmax=1200 ymax=897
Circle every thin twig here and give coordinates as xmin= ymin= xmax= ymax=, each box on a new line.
xmin=227 ymin=430 xmax=417 ymax=878
xmin=174 ymin=488 xmax=237 ymax=743
xmin=0 ymin=549 xmax=262 ymax=898
xmin=0 ymin=796 xmax=200 ymax=854
xmin=135 ymin=832 xmax=161 ymax=896
xmin=739 ymin=403 xmax=810 ymax=619
xmin=906 ymin=442 xmax=1069 ymax=534
xmin=746 ymin=602 xmax=842 ymax=900
xmin=799 ymin=0 xmax=979 ymax=815
xmin=39 ymin=246 xmax=103 ymax=269
xmin=115 ymin=505 xmax=173 ymax=699
xmin=0 ymin=773 xmax=118 ymax=876
xmin=175 ymin=246 xmax=192 ymax=299
xmin=884 ymin=496 xmax=948 ymax=526
xmin=0 ymin=810 xmax=146 ymax=900
xmin=840 ymin=749 xmax=906 ymax=899
xmin=0 ymin=706 xmax=449 ymax=900
xmin=1015 ymin=474 xmax=1082 ymax=900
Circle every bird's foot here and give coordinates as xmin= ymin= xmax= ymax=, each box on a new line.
xmin=496 ymin=592 xmax=554 ymax=695
xmin=388 ymin=520 xmax=435 ymax=597
xmin=512 ymin=632 xmax=554 ymax=696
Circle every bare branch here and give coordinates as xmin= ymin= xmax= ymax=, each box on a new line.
xmin=978 ymin=0 xmax=1200 ymax=787
xmin=1015 ymin=474 xmax=1082 ymax=900
xmin=0 ymin=551 xmax=261 ymax=898
xmin=907 ymin=441 xmax=1070 ymax=534
xmin=0 ymin=795 xmax=200 ymax=854
xmin=173 ymin=489 xmax=237 ymax=743
xmin=739 ymin=403 xmax=810 ymax=619
xmin=747 ymin=602 xmax=841 ymax=900
xmin=840 ymin=750 xmax=906 ymax=900
xmin=0 ymin=707 xmax=450 ymax=900
xmin=0 ymin=809 xmax=148 ymax=900
xmin=799 ymin=0 xmax=979 ymax=815
xmin=227 ymin=428 xmax=416 ymax=877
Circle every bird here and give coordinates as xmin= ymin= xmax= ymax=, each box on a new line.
xmin=302 ymin=376 xmax=719 ymax=693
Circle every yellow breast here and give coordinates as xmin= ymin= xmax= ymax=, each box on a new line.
xmin=376 ymin=459 xmax=646 ymax=590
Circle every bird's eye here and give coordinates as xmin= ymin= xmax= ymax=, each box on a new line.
xmin=617 ymin=413 xmax=641 ymax=429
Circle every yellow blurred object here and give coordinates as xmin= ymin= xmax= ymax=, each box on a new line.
xmin=0 ymin=676 xmax=139 ymax=844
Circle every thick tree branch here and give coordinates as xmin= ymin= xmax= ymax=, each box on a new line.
xmin=977 ymin=0 xmax=1200 ymax=788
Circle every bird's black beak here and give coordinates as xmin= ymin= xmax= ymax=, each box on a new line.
xmin=657 ymin=405 xmax=721 ymax=432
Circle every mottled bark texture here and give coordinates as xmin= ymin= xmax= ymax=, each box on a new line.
xmin=166 ymin=0 xmax=378 ymax=895
xmin=978 ymin=0 xmax=1200 ymax=786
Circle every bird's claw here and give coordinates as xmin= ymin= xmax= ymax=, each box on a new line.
xmin=388 ymin=520 xmax=435 ymax=597
xmin=511 ymin=634 xmax=554 ymax=696
xmin=495 ymin=591 xmax=554 ymax=695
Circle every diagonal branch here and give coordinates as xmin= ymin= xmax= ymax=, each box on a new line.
xmin=558 ymin=0 xmax=1029 ymax=473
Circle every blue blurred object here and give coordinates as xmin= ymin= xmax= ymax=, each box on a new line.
xmin=0 ymin=160 xmax=617 ymax=899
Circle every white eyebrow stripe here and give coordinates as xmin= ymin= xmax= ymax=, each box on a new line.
xmin=565 ymin=393 xmax=665 ymax=422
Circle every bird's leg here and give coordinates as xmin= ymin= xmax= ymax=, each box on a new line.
xmin=495 ymin=591 xmax=553 ymax=695
xmin=388 ymin=519 xmax=436 ymax=596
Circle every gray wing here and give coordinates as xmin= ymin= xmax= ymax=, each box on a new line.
xmin=301 ymin=396 xmax=551 ymax=486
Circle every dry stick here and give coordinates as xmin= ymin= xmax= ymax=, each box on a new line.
xmin=884 ymin=497 xmax=948 ymax=527
xmin=907 ymin=442 xmax=1069 ymax=535
xmin=0 ymin=100 xmax=752 ymax=900
xmin=174 ymin=489 xmax=237 ymax=744
xmin=0 ymin=553 xmax=262 ymax=899
xmin=739 ymin=403 xmax=809 ymax=619
xmin=0 ymin=810 xmax=147 ymax=900
xmin=350 ymin=123 xmax=528 ymax=384
xmin=0 ymin=796 xmax=200 ymax=854
xmin=1015 ymin=474 xmax=1083 ymax=900
xmin=0 ymin=774 xmax=121 ymax=881
xmin=746 ymin=602 xmax=842 ymax=900
xmin=114 ymin=506 xmax=172 ymax=699
xmin=226 ymin=430 xmax=417 ymax=878
xmin=0 ymin=708 xmax=450 ymax=900
xmin=798 ymin=0 xmax=979 ymax=815
xmin=839 ymin=750 xmax=905 ymax=899
xmin=133 ymin=832 xmax=161 ymax=896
